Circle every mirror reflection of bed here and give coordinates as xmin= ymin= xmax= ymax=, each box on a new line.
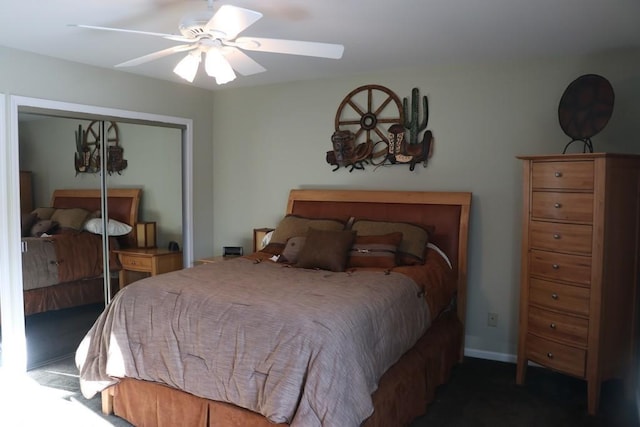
xmin=20 ymin=189 xmax=141 ymax=368
xmin=16 ymin=112 xmax=184 ymax=369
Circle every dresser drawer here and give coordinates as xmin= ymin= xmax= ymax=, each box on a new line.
xmin=529 ymin=278 xmax=590 ymax=316
xmin=529 ymin=250 xmax=591 ymax=285
xmin=526 ymin=333 xmax=586 ymax=378
xmin=531 ymin=161 xmax=594 ymax=190
xmin=528 ymin=306 xmax=588 ymax=347
xmin=531 ymin=192 xmax=593 ymax=223
xmin=529 ymin=221 xmax=592 ymax=254
xmin=119 ymin=254 xmax=153 ymax=271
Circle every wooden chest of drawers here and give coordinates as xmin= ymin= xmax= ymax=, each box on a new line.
xmin=516 ymin=153 xmax=640 ymax=415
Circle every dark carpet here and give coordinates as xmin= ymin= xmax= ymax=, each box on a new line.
xmin=25 ymin=303 xmax=105 ymax=369
xmin=412 ymin=358 xmax=639 ymax=427
xmin=22 ymin=305 xmax=640 ymax=427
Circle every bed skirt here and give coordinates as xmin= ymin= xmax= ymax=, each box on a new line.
xmin=105 ymin=310 xmax=463 ymax=427
xmin=23 ymin=276 xmax=122 ymax=316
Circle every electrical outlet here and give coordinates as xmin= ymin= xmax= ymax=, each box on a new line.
xmin=487 ymin=312 xmax=498 ymax=327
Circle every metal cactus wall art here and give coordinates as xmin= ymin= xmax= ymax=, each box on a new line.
xmin=328 ymin=84 xmax=433 ymax=172
xmin=403 ymin=87 xmax=428 ymax=146
xmin=400 ymin=87 xmax=433 ymax=170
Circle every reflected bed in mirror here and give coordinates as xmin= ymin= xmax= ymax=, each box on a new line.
xmin=21 ymin=188 xmax=141 ymax=316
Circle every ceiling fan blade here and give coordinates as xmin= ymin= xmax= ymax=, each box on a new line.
xmin=69 ymin=24 xmax=192 ymax=43
xmin=115 ymin=44 xmax=197 ymax=68
xmin=204 ymin=5 xmax=262 ymax=39
xmin=235 ymin=37 xmax=344 ymax=59
xmin=223 ymin=47 xmax=266 ymax=76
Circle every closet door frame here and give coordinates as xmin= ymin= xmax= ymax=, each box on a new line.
xmin=0 ymin=93 xmax=28 ymax=371
xmin=0 ymin=95 xmax=194 ymax=373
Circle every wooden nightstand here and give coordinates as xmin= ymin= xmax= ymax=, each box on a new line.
xmin=114 ymin=248 xmax=183 ymax=289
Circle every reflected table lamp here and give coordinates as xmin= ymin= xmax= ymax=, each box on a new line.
xmin=136 ymin=221 xmax=157 ymax=248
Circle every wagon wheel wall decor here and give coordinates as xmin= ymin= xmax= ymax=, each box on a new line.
xmin=76 ymin=120 xmax=128 ymax=175
xmin=330 ymin=85 xmax=404 ymax=171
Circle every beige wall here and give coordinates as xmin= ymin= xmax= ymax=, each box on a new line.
xmin=3 ymin=44 xmax=640 ymax=360
xmin=211 ymin=49 xmax=640 ymax=358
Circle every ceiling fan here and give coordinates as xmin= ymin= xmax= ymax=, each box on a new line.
xmin=69 ymin=2 xmax=344 ymax=85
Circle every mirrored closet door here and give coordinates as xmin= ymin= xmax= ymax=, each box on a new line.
xmin=0 ymin=96 xmax=191 ymax=371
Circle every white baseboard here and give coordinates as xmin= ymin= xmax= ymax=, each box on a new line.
xmin=464 ymin=347 xmax=516 ymax=363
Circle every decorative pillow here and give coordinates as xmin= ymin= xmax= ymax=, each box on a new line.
xmin=50 ymin=208 xmax=91 ymax=230
xmin=83 ymin=218 xmax=133 ymax=236
xmin=278 ymin=236 xmax=307 ymax=264
xmin=31 ymin=207 xmax=56 ymax=220
xmin=351 ymin=219 xmax=432 ymax=265
xmin=30 ymin=219 xmax=59 ymax=237
xmin=21 ymin=212 xmax=38 ymax=237
xmin=263 ymin=215 xmax=346 ymax=255
xmin=348 ymin=232 xmax=403 ymax=268
xmin=86 ymin=210 xmax=102 ymax=220
xmin=295 ymin=228 xmax=356 ymax=272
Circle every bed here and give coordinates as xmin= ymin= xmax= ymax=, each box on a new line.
xmin=77 ymin=189 xmax=471 ymax=426
xmin=21 ymin=188 xmax=141 ymax=316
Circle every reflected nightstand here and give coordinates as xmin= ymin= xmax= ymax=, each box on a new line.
xmin=114 ymin=248 xmax=183 ymax=289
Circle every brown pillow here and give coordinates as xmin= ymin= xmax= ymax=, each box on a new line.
xmin=30 ymin=219 xmax=59 ymax=237
xmin=21 ymin=212 xmax=38 ymax=237
xmin=295 ymin=228 xmax=356 ymax=272
xmin=279 ymin=236 xmax=307 ymax=264
xmin=50 ymin=208 xmax=91 ymax=230
xmin=263 ymin=215 xmax=346 ymax=256
xmin=32 ymin=207 xmax=56 ymax=220
xmin=348 ymin=232 xmax=403 ymax=268
xmin=351 ymin=220 xmax=432 ymax=265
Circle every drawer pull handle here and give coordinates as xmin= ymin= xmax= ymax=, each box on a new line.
xmin=554 ymin=171 xmax=562 ymax=178
xmin=554 ymin=203 xmax=562 ymax=208
xmin=547 ymin=352 xmax=554 ymax=359
xmin=551 ymin=293 xmax=559 ymax=300
xmin=553 ymin=233 xmax=561 ymax=239
xmin=552 ymin=264 xmax=559 ymax=269
xmin=550 ymin=323 xmax=557 ymax=329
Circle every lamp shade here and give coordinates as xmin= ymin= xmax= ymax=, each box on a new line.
xmin=136 ymin=222 xmax=157 ymax=248
xmin=173 ymin=52 xmax=201 ymax=83
xmin=205 ymin=49 xmax=236 ymax=85
xmin=253 ymin=227 xmax=275 ymax=253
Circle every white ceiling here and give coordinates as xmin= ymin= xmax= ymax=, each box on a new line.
xmin=1 ymin=0 xmax=639 ymax=92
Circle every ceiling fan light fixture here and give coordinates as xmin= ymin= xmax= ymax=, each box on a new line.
xmin=75 ymin=4 xmax=344 ymax=87
xmin=173 ymin=51 xmax=201 ymax=82
xmin=205 ymin=49 xmax=237 ymax=85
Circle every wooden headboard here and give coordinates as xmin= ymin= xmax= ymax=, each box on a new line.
xmin=286 ymin=189 xmax=472 ymax=340
xmin=51 ymin=188 xmax=142 ymax=247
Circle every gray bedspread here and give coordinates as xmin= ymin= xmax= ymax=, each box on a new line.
xmin=21 ymin=237 xmax=59 ymax=291
xmin=76 ymin=258 xmax=430 ymax=427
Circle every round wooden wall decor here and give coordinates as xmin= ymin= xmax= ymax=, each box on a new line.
xmin=335 ymin=84 xmax=404 ymax=148
xmin=558 ymin=74 xmax=614 ymax=153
